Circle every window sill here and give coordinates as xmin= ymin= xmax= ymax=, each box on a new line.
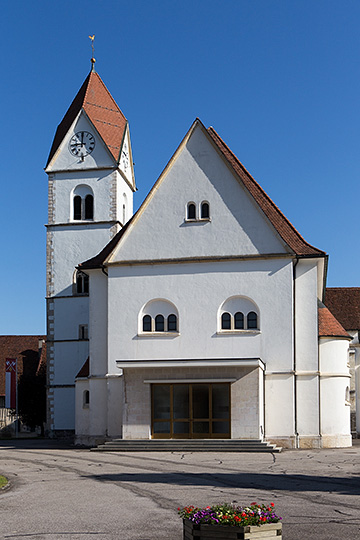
xmin=184 ymin=218 xmax=211 ymax=223
xmin=138 ymin=332 xmax=180 ymax=338
xmin=217 ymin=329 xmax=261 ymax=335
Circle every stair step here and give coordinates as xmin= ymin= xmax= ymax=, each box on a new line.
xmin=91 ymin=439 xmax=282 ymax=453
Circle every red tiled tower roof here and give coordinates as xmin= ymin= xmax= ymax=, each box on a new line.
xmin=46 ymin=71 xmax=127 ymax=167
xmin=325 ymin=287 xmax=360 ymax=330
xmin=318 ymin=306 xmax=350 ymax=338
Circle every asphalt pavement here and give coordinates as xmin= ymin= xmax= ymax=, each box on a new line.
xmin=0 ymin=439 xmax=359 ymax=539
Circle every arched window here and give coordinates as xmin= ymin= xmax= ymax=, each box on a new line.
xmin=72 ymin=185 xmax=94 ymax=221
xmin=139 ymin=299 xmax=179 ymax=335
xmin=221 ymin=312 xmax=231 ymax=330
xmin=167 ymin=314 xmax=177 ymax=332
xmin=73 ymin=195 xmax=82 ymax=220
xmin=247 ymin=311 xmax=258 ymax=329
xmin=155 ymin=315 xmax=165 ymax=332
xmin=83 ymin=390 xmax=90 ymax=408
xmin=219 ymin=297 xmax=259 ymax=332
xmin=85 ymin=194 xmax=93 ymax=220
xmin=201 ymin=201 xmax=210 ymax=219
xmin=187 ymin=203 xmax=196 ymax=220
xmin=143 ymin=315 xmax=152 ymax=332
xmin=76 ymin=271 xmax=89 ymax=295
xmin=234 ymin=312 xmax=244 ymax=329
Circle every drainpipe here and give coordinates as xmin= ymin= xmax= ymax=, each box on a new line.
xmin=293 ymin=257 xmax=299 ymax=449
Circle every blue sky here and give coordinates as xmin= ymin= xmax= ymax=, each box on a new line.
xmin=1 ymin=0 xmax=359 ymax=334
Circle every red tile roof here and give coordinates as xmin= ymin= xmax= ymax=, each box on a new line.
xmin=46 ymin=71 xmax=127 ymax=167
xmin=207 ymin=126 xmax=325 ymax=257
xmin=0 ymin=336 xmax=46 ymax=396
xmin=325 ymin=287 xmax=360 ymax=330
xmin=318 ymin=306 xmax=350 ymax=338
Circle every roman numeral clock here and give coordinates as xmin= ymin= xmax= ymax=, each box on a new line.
xmin=69 ymin=131 xmax=95 ymax=160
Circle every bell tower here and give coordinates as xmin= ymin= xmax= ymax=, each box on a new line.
xmin=45 ymin=61 xmax=136 ymax=435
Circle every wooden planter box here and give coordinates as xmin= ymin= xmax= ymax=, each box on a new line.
xmin=183 ymin=519 xmax=282 ymax=539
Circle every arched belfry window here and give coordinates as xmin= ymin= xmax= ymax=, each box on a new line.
xmin=140 ymin=299 xmax=179 ymax=335
xmin=75 ymin=270 xmax=89 ymax=295
xmin=74 ymin=195 xmax=82 ymax=220
xmin=219 ymin=296 xmax=259 ymax=332
xmin=85 ymin=194 xmax=93 ymax=220
xmin=72 ymin=185 xmax=94 ymax=221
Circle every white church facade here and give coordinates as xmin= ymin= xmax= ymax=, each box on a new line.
xmin=46 ymin=68 xmax=352 ymax=449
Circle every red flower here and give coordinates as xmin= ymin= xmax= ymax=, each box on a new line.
xmin=270 ymin=503 xmax=275 ymax=507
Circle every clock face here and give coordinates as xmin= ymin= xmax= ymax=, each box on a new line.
xmin=69 ymin=131 xmax=95 ymax=158
xmin=121 ymin=142 xmax=129 ymax=169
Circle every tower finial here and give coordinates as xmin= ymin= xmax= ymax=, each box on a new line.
xmin=89 ymin=35 xmax=96 ymax=72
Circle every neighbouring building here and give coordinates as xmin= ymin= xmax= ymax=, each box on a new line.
xmin=0 ymin=335 xmax=46 ymax=434
xmin=46 ymin=64 xmax=352 ymax=448
xmin=325 ymin=287 xmax=360 ymax=437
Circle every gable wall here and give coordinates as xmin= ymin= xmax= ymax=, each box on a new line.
xmin=112 ymin=126 xmax=288 ymax=263
xmin=48 ymin=113 xmax=115 ymax=171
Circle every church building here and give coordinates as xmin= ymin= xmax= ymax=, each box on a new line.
xmin=46 ymin=65 xmax=352 ymax=449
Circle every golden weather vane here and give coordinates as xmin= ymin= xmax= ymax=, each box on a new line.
xmin=89 ymin=35 xmax=96 ymax=71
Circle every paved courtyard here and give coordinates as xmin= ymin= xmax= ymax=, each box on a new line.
xmin=0 ymin=439 xmax=359 ymax=539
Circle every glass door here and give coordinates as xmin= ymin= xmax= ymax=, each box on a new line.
xmin=151 ymin=383 xmax=230 ymax=439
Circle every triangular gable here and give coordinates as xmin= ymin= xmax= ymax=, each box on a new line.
xmin=47 ymin=110 xmax=118 ymax=171
xmin=46 ymin=71 xmax=127 ymax=169
xmin=81 ymin=119 xmax=325 ymax=269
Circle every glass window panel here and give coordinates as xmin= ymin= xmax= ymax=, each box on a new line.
xmin=221 ymin=312 xmax=231 ymax=330
xmin=234 ymin=312 xmax=244 ymax=329
xmin=193 ymin=421 xmax=209 ymax=433
xmin=212 ymin=384 xmax=230 ymax=419
xmin=212 ymin=421 xmax=229 ymax=434
xmin=192 ymin=384 xmax=209 ymax=419
xmin=143 ymin=315 xmax=152 ymax=332
xmin=187 ymin=203 xmax=196 ymax=220
xmin=247 ymin=311 xmax=258 ymax=329
xmin=167 ymin=314 xmax=177 ymax=332
xmin=173 ymin=385 xmax=189 ymax=419
xmin=201 ymin=202 xmax=209 ymax=219
xmin=83 ymin=274 xmax=89 ymax=294
xmin=74 ymin=195 xmax=82 ymax=220
xmin=155 ymin=314 xmax=165 ymax=332
xmin=173 ymin=422 xmax=189 ymax=434
xmin=153 ymin=386 xmax=170 ymax=419
xmin=85 ymin=194 xmax=93 ymax=219
xmin=153 ymin=421 xmax=170 ymax=434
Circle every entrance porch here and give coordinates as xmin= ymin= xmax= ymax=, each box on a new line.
xmin=116 ymin=358 xmax=264 ymax=441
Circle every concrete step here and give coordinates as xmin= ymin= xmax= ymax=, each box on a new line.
xmin=92 ymin=439 xmax=282 ymax=453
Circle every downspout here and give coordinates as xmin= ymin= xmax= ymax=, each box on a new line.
xmin=293 ymin=257 xmax=299 ymax=449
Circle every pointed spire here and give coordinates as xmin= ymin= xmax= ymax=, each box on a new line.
xmin=89 ymin=35 xmax=96 ymax=72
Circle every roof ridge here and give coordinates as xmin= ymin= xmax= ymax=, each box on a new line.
xmin=207 ymin=127 xmax=325 ymax=257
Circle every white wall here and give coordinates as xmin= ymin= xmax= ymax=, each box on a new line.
xmin=106 ymin=258 xmax=294 ymax=373
xmin=319 ymin=337 xmax=351 ymax=446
